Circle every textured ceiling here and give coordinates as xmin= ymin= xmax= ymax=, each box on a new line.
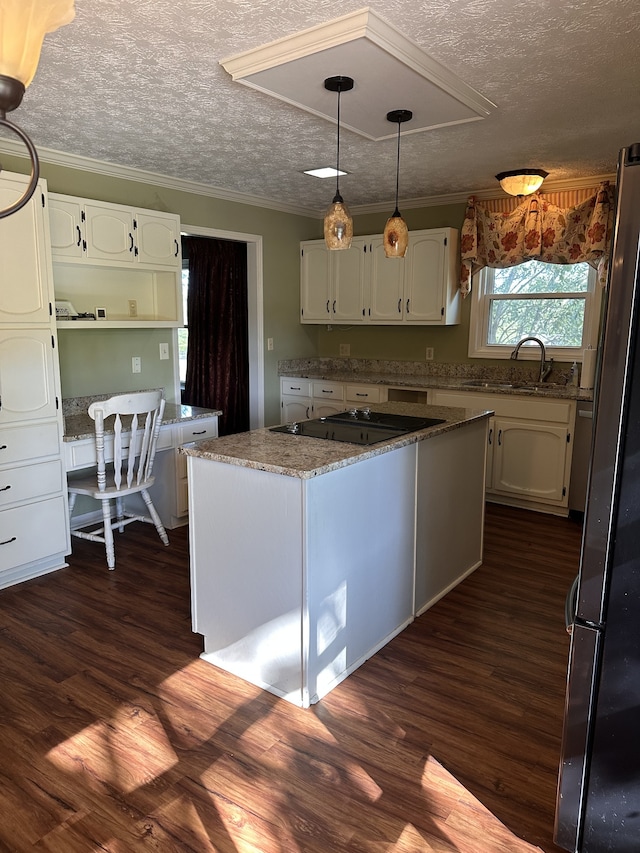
xmin=3 ymin=0 xmax=640 ymax=215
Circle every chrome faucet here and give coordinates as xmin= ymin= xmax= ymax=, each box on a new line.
xmin=510 ymin=336 xmax=554 ymax=383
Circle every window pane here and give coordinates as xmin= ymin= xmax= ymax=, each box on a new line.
xmin=488 ymin=297 xmax=586 ymax=346
xmin=177 ymin=328 xmax=188 ymax=383
xmin=492 ymin=261 xmax=591 ymax=295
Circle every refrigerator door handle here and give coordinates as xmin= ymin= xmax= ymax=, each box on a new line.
xmin=555 ymin=623 xmax=601 ymax=852
xmin=565 ymin=575 xmax=580 ymax=634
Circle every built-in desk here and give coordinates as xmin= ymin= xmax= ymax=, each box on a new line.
xmin=64 ymin=400 xmax=221 ymax=529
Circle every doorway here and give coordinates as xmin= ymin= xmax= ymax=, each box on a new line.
xmin=179 ymin=224 xmax=264 ymax=430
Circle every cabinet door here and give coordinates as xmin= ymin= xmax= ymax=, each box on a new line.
xmin=368 ymin=238 xmax=405 ymax=322
xmin=49 ymin=198 xmax=85 ymax=259
xmin=492 ymin=418 xmax=568 ymax=503
xmin=405 ymin=231 xmax=447 ymax=322
xmin=135 ymin=212 xmax=181 ymax=267
xmin=84 ymin=203 xmax=135 ymax=262
xmin=312 ymin=401 xmax=345 ymax=418
xmin=0 ymin=178 xmax=51 ymax=324
xmin=282 ymin=397 xmax=311 ymax=423
xmin=332 ymin=238 xmax=366 ymax=321
xmin=300 ymin=242 xmax=331 ymax=322
xmin=0 ymin=330 xmax=58 ymax=424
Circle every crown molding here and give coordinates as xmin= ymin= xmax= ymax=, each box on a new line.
xmin=0 ymin=138 xmax=318 ymax=218
xmin=351 ymin=173 xmax=617 ymax=215
xmin=0 ymin=138 xmax=615 ymax=219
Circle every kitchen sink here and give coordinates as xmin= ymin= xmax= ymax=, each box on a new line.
xmin=461 ymin=380 xmax=515 ymax=389
xmin=515 ymin=382 xmax=567 ymax=391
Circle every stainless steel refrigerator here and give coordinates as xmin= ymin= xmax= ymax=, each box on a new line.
xmin=555 ymin=142 xmax=640 ymax=851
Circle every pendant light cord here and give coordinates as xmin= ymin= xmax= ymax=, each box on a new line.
xmin=335 ymin=87 xmax=343 ymax=202
xmin=393 ymin=120 xmax=401 ymax=218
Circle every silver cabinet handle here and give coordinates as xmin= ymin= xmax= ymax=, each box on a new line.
xmin=191 ymin=430 xmax=206 ymax=435
xmin=321 ymin=389 xmax=333 ymax=394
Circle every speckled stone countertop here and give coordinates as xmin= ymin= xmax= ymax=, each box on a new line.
xmin=278 ymin=358 xmax=594 ymax=401
xmin=63 ymin=393 xmax=221 ymax=441
xmin=180 ymin=401 xmax=491 ymax=480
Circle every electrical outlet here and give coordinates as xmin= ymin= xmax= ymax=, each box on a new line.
xmin=267 ymin=337 xmax=274 ymax=351
xmin=339 ymin=343 xmax=350 ymax=356
xmin=425 ymin=347 xmax=434 ymax=361
xmin=159 ymin=342 xmax=169 ymax=360
xmin=131 ymin=356 xmax=141 ymax=373
xmin=128 ymin=299 xmax=138 ymax=317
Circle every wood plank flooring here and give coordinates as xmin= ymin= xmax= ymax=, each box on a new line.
xmin=0 ymin=503 xmax=582 ymax=852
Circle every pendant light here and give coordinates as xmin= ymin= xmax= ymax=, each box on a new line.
xmin=323 ymin=75 xmax=354 ymax=250
xmin=495 ymin=168 xmax=548 ymax=196
xmin=0 ymin=0 xmax=76 ymax=219
xmin=383 ymin=109 xmax=412 ymax=258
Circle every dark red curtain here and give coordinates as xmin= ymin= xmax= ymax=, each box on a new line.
xmin=182 ymin=236 xmax=249 ymax=436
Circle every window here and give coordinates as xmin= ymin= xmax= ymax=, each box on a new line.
xmin=468 ymin=260 xmax=602 ymax=361
xmin=178 ymin=263 xmax=189 ymax=384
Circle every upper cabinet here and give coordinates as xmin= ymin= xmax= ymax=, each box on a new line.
xmin=48 ymin=194 xmax=183 ymax=328
xmin=0 ymin=175 xmax=53 ymax=326
xmin=300 ymin=237 xmax=367 ymax=322
xmin=49 ymin=196 xmax=181 ymax=268
xmin=300 ymin=228 xmax=460 ymax=326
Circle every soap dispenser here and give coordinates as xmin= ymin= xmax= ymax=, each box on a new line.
xmin=569 ymin=361 xmax=580 ymax=387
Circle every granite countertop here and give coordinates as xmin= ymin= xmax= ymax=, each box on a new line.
xmin=63 ymin=399 xmax=221 ymax=442
xmin=180 ymin=401 xmax=491 ymax=480
xmin=278 ymin=358 xmax=595 ymax=402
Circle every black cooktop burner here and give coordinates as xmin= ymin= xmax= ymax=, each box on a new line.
xmin=270 ymin=410 xmax=445 ymax=446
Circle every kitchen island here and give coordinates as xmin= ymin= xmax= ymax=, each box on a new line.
xmin=182 ymin=402 xmax=491 ymax=707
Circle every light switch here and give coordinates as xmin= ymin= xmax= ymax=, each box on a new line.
xmin=132 ymin=356 xmax=141 ymax=373
xmin=159 ymin=342 xmax=169 ymax=360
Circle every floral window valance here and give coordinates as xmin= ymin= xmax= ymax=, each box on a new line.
xmin=459 ymin=181 xmax=614 ymax=296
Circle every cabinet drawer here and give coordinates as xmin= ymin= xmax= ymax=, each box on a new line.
xmin=312 ymin=381 xmax=345 ymax=401
xmin=281 ymin=378 xmax=311 ymax=397
xmin=0 ymin=496 xmax=68 ymax=573
xmin=178 ymin=418 xmax=219 ymax=445
xmin=345 ymin=384 xmax=383 ymax=404
xmin=0 ymin=422 xmax=60 ymax=466
xmin=0 ymin=460 xmax=64 ymax=508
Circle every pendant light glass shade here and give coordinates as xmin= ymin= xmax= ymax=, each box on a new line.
xmin=383 ymin=109 xmax=412 ymax=258
xmin=0 ymin=0 xmax=75 ymax=219
xmin=323 ymin=76 xmax=353 ymax=250
xmin=495 ymin=168 xmax=548 ymax=196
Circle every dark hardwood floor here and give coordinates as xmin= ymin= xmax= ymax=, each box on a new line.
xmin=0 ymin=503 xmax=581 ymax=852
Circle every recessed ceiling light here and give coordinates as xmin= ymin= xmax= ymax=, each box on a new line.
xmin=304 ymin=167 xmax=347 ymax=179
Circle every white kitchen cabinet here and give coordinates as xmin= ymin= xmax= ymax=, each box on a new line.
xmin=492 ymin=418 xmax=568 ymax=503
xmin=430 ymin=389 xmax=575 ymax=514
xmin=0 ymin=330 xmax=59 ymax=424
xmin=280 ymin=378 xmax=352 ymax=422
xmin=48 ymin=194 xmax=182 ymax=330
xmin=0 ymin=172 xmax=70 ymax=589
xmin=300 ymin=238 xmax=366 ymax=323
xmin=300 ymin=229 xmax=460 ymax=326
xmin=49 ymin=195 xmax=181 ymax=269
xmin=345 ymin=383 xmax=386 ymax=406
xmin=0 ymin=176 xmax=52 ymax=325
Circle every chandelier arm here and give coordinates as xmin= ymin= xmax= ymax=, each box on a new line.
xmin=0 ymin=116 xmax=40 ymax=219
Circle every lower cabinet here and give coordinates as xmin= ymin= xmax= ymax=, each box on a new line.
xmin=430 ymin=389 xmax=576 ymax=515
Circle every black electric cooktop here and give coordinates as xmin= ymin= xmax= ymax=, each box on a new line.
xmin=270 ymin=409 xmax=445 ymax=446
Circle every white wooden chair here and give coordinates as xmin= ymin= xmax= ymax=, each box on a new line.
xmin=68 ymin=391 xmax=169 ymax=569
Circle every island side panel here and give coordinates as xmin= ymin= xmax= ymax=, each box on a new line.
xmin=187 ymin=455 xmax=306 ymax=707
xmin=304 ymin=443 xmax=417 ymax=704
xmin=414 ymin=417 xmax=488 ymax=615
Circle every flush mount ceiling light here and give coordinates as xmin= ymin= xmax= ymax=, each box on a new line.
xmin=383 ymin=109 xmax=412 ymax=258
xmin=304 ymin=166 xmax=347 ymax=179
xmin=323 ymin=75 xmax=354 ymax=251
xmin=0 ymin=0 xmax=75 ymax=219
xmin=496 ymin=168 xmax=549 ymax=196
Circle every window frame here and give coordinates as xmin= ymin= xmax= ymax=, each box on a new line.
xmin=468 ymin=261 xmax=603 ymax=362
